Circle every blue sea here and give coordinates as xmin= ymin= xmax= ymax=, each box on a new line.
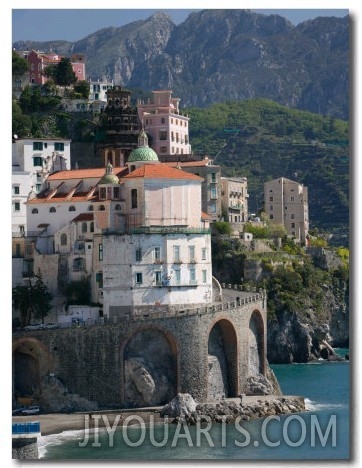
xmin=38 ymin=349 xmax=350 ymax=461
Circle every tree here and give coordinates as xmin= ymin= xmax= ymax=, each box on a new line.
xmin=54 ymin=58 xmax=77 ymax=87
xmin=31 ymin=272 xmax=53 ymax=323
xmin=12 ymin=272 xmax=52 ymax=326
xmin=12 ymin=51 xmax=28 ymax=76
xmin=12 ymin=100 xmax=32 ymax=137
xmin=74 ymin=80 xmax=90 ymax=99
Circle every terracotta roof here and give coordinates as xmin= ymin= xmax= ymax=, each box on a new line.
xmin=47 ymin=167 xmax=127 ymax=180
xmin=123 ymin=164 xmax=203 ymax=181
xmin=26 ymin=193 xmax=98 ymax=204
xmin=201 ymin=212 xmax=212 ymax=219
xmin=71 ymin=213 xmax=94 ymax=222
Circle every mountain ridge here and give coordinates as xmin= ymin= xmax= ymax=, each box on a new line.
xmin=13 ymin=9 xmax=349 ymax=118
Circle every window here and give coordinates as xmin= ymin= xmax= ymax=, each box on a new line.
xmin=270 ymin=205 xmax=273 ymax=211
xmin=154 ymin=247 xmax=161 ymax=261
xmin=54 ymin=142 xmax=64 ymax=151
xmin=88 ymin=205 xmax=94 ymax=211
xmin=33 ymin=156 xmax=42 ymax=167
xmin=33 ymin=142 xmax=43 ymax=151
xmin=82 ymin=222 xmax=87 ymax=233
xmin=14 ymin=202 xmax=20 ymax=212
xmin=90 ymin=222 xmax=94 ymax=233
xmin=113 ymin=187 xmax=120 ymax=199
xmin=159 ymin=130 xmax=167 ymax=141
xmin=211 ymin=202 xmax=217 ymax=213
xmin=13 ymin=186 xmax=20 ymax=195
xmin=96 ymin=271 xmax=103 ymax=289
xmin=160 ymin=146 xmax=167 ymax=153
xmin=189 ymin=246 xmax=195 ymax=262
xmin=60 ymin=233 xmax=67 ymax=246
xmin=173 ymin=245 xmax=180 ymax=263
xmin=291 ymin=222 xmax=296 ymax=228
xmin=36 ymin=184 xmax=41 ymax=192
xmin=270 ymin=214 xmax=274 ymax=220
xmin=135 ymin=272 xmax=143 ymax=284
xmin=136 ymin=248 xmax=142 ymax=261
xmin=99 ymin=205 xmax=105 ymax=211
xmin=269 ymin=196 xmax=274 ymax=202
xmin=202 ymin=270 xmax=207 ymax=283
xmin=211 ymin=186 xmax=217 ymax=199
xmin=115 ymin=204 xmax=121 ymax=211
xmin=291 ymin=214 xmax=295 ymax=219
xmin=49 ymin=207 xmax=56 ymax=213
xmin=99 ymin=244 xmax=103 ymax=261
xmin=155 ymin=271 xmax=162 ymax=285
xmin=161 ymin=117 xmax=165 ymax=124
xmin=131 ymin=189 xmax=138 ymax=209
xmin=73 ymin=257 xmax=85 ymax=271
xmin=174 ymin=269 xmax=181 ymax=285
xmin=99 ymin=187 xmax=106 ymax=199
xmin=291 ymin=196 xmax=295 ymax=202
xmin=189 ymin=268 xmax=196 ymax=284
xmin=211 ymin=173 xmax=216 ymax=183
xmin=202 ymin=248 xmax=207 ymax=261
xmin=69 ymin=206 xmax=76 ymax=211
xmin=31 ymin=208 xmax=38 ymax=214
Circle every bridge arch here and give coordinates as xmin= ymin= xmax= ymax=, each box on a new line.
xmin=120 ymin=324 xmax=179 ymax=408
xmin=248 ymin=309 xmax=266 ymax=375
xmin=206 ymin=316 xmax=239 ymax=399
xmin=12 ymin=338 xmax=51 ymax=401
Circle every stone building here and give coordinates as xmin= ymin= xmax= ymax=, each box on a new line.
xmin=264 ymin=177 xmax=309 ymax=245
xmin=220 ymin=176 xmax=249 ymax=228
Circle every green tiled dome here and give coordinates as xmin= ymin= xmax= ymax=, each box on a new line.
xmin=99 ymin=163 xmax=119 ymax=184
xmin=128 ymin=146 xmax=159 ymax=163
xmin=99 ymin=173 xmax=119 ymax=184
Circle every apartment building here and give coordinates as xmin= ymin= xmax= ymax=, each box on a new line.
xmin=137 ymin=90 xmax=191 ymax=156
xmin=264 ymin=177 xmax=309 ymax=244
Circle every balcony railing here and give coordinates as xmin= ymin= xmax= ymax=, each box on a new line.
xmin=104 ymin=226 xmax=211 ymax=235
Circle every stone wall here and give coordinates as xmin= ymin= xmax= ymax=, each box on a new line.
xmin=13 ymin=295 xmax=268 ymax=409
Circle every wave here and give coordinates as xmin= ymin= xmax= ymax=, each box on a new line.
xmin=304 ymin=398 xmax=348 ymax=412
xmin=37 ymin=427 xmax=107 ymax=459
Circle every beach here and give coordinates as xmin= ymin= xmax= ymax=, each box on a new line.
xmin=12 ymin=395 xmax=305 ymax=437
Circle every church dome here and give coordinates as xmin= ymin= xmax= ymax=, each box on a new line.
xmin=128 ymin=129 xmax=159 ymax=163
xmin=99 ymin=163 xmax=119 ymax=185
xmin=128 ymin=146 xmax=159 ymax=163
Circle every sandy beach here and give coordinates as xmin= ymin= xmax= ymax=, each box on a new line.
xmin=12 ymin=395 xmax=304 ymax=437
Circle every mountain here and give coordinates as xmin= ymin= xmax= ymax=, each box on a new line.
xmin=13 ymin=9 xmax=349 ymax=119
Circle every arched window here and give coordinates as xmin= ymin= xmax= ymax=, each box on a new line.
xmin=115 ymin=204 xmax=122 ymax=211
xmin=99 ymin=205 xmax=106 ymax=211
xmin=31 ymin=208 xmax=38 ymax=214
xmin=82 ymin=222 xmax=87 ymax=233
xmin=60 ymin=233 xmax=67 ymax=246
xmin=49 ymin=207 xmax=56 ymax=213
xmin=69 ymin=206 xmax=76 ymax=211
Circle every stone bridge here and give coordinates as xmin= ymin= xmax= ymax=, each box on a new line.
xmin=12 ymin=290 xmax=267 ymax=410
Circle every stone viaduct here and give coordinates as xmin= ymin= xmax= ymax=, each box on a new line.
xmin=12 ymin=289 xmax=267 ymax=409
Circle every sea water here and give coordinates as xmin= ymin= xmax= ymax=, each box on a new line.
xmin=39 ymin=352 xmax=350 ymax=460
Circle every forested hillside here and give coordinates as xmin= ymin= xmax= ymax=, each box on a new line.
xmin=187 ymin=99 xmax=349 ymax=243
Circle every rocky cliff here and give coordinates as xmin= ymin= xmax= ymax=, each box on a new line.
xmin=13 ymin=9 xmax=349 ymax=119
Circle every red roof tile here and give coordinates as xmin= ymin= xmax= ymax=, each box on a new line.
xmin=71 ymin=213 xmax=94 ymax=222
xmin=47 ymin=167 xmax=127 ymax=180
xmin=123 ymin=164 xmax=203 ymax=180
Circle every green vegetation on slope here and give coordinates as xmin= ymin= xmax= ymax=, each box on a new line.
xmin=187 ymin=99 xmax=349 ymax=241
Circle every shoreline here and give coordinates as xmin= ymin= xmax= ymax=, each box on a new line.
xmin=13 ymin=395 xmax=305 ymax=437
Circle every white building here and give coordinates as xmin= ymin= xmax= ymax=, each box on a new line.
xmin=137 ymin=90 xmax=191 ymax=156
xmin=12 ymin=138 xmax=71 ymax=235
xmin=264 ymin=177 xmax=309 ymax=244
xmin=21 ymin=133 xmax=213 ymax=319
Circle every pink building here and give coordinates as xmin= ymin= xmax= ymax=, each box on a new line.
xmin=137 ymin=90 xmax=191 ymax=156
xmin=25 ymin=50 xmax=86 ymax=85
